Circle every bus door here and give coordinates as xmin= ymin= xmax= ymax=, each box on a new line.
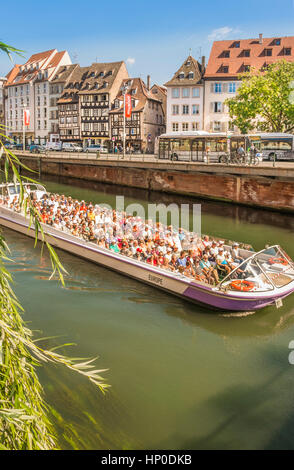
xmin=229 ymin=136 xmax=245 ymax=155
xmin=191 ymin=139 xmax=205 ymax=162
xmin=158 ymin=139 xmax=169 ymax=160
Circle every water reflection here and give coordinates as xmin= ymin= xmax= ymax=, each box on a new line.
xmin=2 ymin=176 xmax=294 ymax=450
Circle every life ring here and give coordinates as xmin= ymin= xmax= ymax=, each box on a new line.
xmin=230 ymin=280 xmax=256 ymax=292
xmin=268 ymin=257 xmax=288 ymax=266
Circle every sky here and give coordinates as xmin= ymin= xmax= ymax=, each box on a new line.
xmin=0 ymin=0 xmax=294 ymax=85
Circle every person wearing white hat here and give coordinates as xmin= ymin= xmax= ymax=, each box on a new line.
xmin=232 ymin=243 xmax=243 ymax=264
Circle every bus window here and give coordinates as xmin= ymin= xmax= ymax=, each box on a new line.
xmin=170 ymin=139 xmax=191 ymax=160
xmin=261 ymin=140 xmax=292 ymax=151
xmin=207 ymin=138 xmax=227 ymax=152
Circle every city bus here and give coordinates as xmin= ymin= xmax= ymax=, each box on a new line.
xmin=156 ymin=132 xmax=294 ymax=162
xmin=156 ymin=131 xmax=228 ymax=163
xmin=243 ymin=133 xmax=294 ymax=161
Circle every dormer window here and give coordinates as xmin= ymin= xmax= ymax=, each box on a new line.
xmin=114 ymin=99 xmax=120 ymax=109
xmin=223 ymin=50 xmax=230 ymax=58
xmin=243 ymin=64 xmax=251 ymax=72
xmin=188 ymin=72 xmax=194 ymax=79
xmin=243 ymin=49 xmax=250 ymax=57
xmin=264 ymin=48 xmax=272 ymax=56
xmin=131 ymin=99 xmax=136 ymax=108
xmin=99 ymin=71 xmax=105 ymax=77
xmin=179 ymin=72 xmax=185 ymax=79
xmin=233 ymin=41 xmax=240 ymax=48
xmin=284 ymin=48 xmax=292 ymax=56
xmin=274 ymin=38 xmax=281 ymax=45
xmin=102 ymin=82 xmax=108 ymax=88
xmin=38 ymin=72 xmax=42 ymax=80
xmin=131 ymin=88 xmax=137 ymax=95
xmin=222 ymin=66 xmax=229 ymax=73
xmin=186 ymin=61 xmax=191 ymax=66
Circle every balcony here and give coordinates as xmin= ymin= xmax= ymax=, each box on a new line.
xmin=81 ymin=131 xmax=109 ymax=137
xmin=81 ymin=101 xmax=109 ymax=108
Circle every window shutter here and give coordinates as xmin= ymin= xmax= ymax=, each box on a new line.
xmin=210 ymin=83 xmax=214 ymax=93
xmin=222 ymin=83 xmax=227 ymax=93
xmin=221 ymin=122 xmax=227 ymax=132
xmin=210 ymin=102 xmax=214 ymax=113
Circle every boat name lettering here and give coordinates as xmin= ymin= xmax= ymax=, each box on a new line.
xmin=148 ymin=274 xmax=163 ymax=286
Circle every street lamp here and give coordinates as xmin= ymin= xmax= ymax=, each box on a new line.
xmin=120 ymin=82 xmax=128 ymax=159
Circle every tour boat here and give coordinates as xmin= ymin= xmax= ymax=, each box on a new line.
xmin=1 ymin=182 xmax=294 ymax=312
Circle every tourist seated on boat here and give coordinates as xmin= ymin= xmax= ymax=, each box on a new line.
xmin=202 ymin=235 xmax=211 ymax=249
xmin=200 ymin=255 xmax=219 ymax=284
xmin=183 ymin=260 xmax=195 ymax=278
xmin=193 ymin=259 xmax=207 ymax=283
xmin=231 ymin=243 xmax=244 ymax=264
xmin=209 ymin=241 xmax=219 ymax=261
xmin=215 ymin=248 xmax=232 ymax=275
xmin=177 ymin=251 xmax=188 ymax=268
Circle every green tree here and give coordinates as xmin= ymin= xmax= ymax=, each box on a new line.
xmin=0 ymin=42 xmax=108 ymax=450
xmin=225 ymin=60 xmax=294 ymax=134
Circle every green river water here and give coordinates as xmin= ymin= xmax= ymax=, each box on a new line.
xmin=3 ymin=176 xmax=294 ymax=450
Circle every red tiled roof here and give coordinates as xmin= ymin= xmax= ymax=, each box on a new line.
xmin=46 ymin=51 xmax=66 ymax=69
xmin=6 ymin=64 xmax=21 ymax=84
xmin=205 ymin=36 xmax=294 ymax=79
xmin=25 ymin=49 xmax=56 ymax=65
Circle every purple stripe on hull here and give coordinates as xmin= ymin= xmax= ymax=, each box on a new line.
xmin=184 ymin=286 xmax=278 ymax=312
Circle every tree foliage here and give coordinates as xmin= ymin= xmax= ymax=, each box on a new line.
xmin=225 ymin=61 xmax=294 ymax=134
xmin=0 ymin=44 xmax=108 ymax=450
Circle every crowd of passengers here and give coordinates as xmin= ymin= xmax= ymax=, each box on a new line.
xmin=2 ymin=192 xmax=247 ymax=285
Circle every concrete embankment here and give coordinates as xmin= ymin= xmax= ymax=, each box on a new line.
xmin=12 ymin=153 xmax=294 ymax=213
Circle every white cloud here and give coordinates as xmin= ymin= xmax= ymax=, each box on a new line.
xmin=126 ymin=57 xmax=135 ymax=65
xmin=208 ymin=26 xmax=239 ymax=42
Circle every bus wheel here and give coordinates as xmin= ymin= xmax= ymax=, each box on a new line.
xmin=219 ymin=154 xmax=228 ymax=164
xmin=269 ymin=153 xmax=277 ymax=162
xmin=171 ymin=153 xmax=178 ymax=161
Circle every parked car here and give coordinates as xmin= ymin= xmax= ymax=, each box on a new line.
xmin=46 ymin=142 xmax=62 ymax=151
xmin=11 ymin=143 xmax=24 ymax=151
xmin=84 ymin=144 xmax=108 ymax=154
xmin=4 ymin=141 xmax=15 ymax=149
xmin=29 ymin=144 xmax=46 ymax=154
xmin=62 ymin=143 xmax=83 ymax=152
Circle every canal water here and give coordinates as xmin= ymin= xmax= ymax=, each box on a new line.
xmin=3 ymin=176 xmax=294 ymax=450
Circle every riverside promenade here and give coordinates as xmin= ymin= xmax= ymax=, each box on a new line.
xmin=13 ymin=151 xmax=294 ymax=213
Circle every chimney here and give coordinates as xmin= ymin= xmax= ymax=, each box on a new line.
xmin=259 ymin=33 xmax=263 ymax=44
xmin=201 ymin=56 xmax=206 ymax=73
xmin=147 ymin=75 xmax=151 ymax=91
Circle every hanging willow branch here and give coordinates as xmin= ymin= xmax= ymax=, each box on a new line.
xmin=0 ymin=124 xmax=109 ymax=449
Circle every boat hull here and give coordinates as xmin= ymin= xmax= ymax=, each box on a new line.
xmin=1 ymin=207 xmax=294 ymax=312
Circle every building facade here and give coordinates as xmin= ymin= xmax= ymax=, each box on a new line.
xmin=78 ymin=61 xmax=129 ymax=148
xmin=0 ymin=77 xmax=7 ymax=131
xmin=164 ymin=55 xmax=205 ymax=133
xmin=204 ymin=34 xmax=294 ymax=132
xmin=109 ymin=77 xmax=165 ymax=153
xmin=57 ymin=66 xmax=89 ymax=143
xmin=4 ymin=49 xmax=72 ymax=144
